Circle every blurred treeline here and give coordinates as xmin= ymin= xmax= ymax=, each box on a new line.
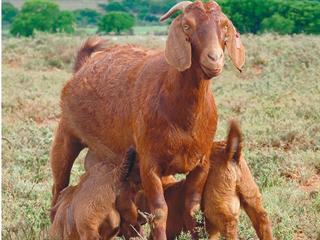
xmin=2 ymin=0 xmax=320 ymax=36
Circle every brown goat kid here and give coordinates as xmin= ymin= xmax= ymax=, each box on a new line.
xmin=136 ymin=122 xmax=273 ymax=240
xmin=203 ymin=122 xmax=273 ymax=240
xmin=50 ymin=1 xmax=245 ymax=238
xmin=50 ymin=147 xmax=142 ymax=240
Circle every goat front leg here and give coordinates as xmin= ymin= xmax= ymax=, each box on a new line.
xmin=141 ymin=165 xmax=167 ymax=240
xmin=50 ymin=120 xmax=84 ymax=221
xmin=183 ymin=160 xmax=209 ymax=236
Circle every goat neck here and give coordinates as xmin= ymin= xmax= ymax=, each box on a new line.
xmin=163 ymin=62 xmax=212 ymax=130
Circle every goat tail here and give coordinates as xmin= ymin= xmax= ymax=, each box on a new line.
xmin=73 ymin=36 xmax=109 ymax=73
xmin=119 ymin=146 xmax=137 ymax=182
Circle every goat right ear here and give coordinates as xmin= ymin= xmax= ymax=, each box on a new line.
xmin=225 ymin=120 xmax=242 ymax=164
xmin=225 ymin=20 xmax=245 ymax=72
xmin=165 ymin=17 xmax=192 ymax=71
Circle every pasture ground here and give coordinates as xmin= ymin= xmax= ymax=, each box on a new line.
xmin=2 ymin=33 xmax=320 ymax=239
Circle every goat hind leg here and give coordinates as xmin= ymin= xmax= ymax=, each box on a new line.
xmin=241 ymin=199 xmax=273 ymax=240
xmin=50 ymin=120 xmax=84 ymax=220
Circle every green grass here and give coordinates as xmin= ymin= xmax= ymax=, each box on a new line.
xmin=2 ymin=33 xmax=320 ymax=239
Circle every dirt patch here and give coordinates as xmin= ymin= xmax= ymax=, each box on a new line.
xmin=299 ymin=174 xmax=320 ymax=193
xmin=294 ymin=229 xmax=308 ymax=240
xmin=34 ymin=115 xmax=60 ymax=127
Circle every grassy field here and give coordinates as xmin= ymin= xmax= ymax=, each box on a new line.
xmin=2 ymin=32 xmax=320 ymax=239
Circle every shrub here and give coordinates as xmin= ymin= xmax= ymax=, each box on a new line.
xmin=73 ymin=8 xmax=101 ymax=27
xmin=98 ymin=12 xmax=135 ymax=34
xmin=276 ymin=0 xmax=320 ymax=34
xmin=261 ymin=13 xmax=295 ymax=35
xmin=53 ymin=11 xmax=76 ymax=34
xmin=218 ymin=0 xmax=276 ymax=33
xmin=218 ymin=0 xmax=320 ymax=34
xmin=10 ymin=0 xmax=75 ymax=37
xmin=99 ymin=1 xmax=126 ymax=12
xmin=2 ymin=2 xmax=19 ymax=24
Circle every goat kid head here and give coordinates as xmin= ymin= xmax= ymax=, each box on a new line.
xmin=161 ymin=0 xmax=245 ymax=78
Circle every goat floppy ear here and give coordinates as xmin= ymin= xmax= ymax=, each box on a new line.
xmin=225 ymin=20 xmax=245 ymax=71
xmin=225 ymin=120 xmax=242 ymax=164
xmin=165 ymin=16 xmax=192 ymax=71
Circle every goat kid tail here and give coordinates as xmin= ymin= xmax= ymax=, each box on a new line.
xmin=73 ymin=36 xmax=108 ymax=73
xmin=119 ymin=146 xmax=137 ymax=182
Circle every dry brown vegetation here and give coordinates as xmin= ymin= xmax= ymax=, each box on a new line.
xmin=2 ymin=33 xmax=320 ymax=239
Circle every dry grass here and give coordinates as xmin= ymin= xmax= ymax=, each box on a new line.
xmin=2 ymin=32 xmax=320 ymax=239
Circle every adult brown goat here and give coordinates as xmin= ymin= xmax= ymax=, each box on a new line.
xmin=50 ymin=1 xmax=245 ymax=239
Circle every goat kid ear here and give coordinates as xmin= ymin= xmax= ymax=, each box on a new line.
xmin=225 ymin=120 xmax=242 ymax=164
xmin=225 ymin=20 xmax=245 ymax=72
xmin=165 ymin=16 xmax=192 ymax=71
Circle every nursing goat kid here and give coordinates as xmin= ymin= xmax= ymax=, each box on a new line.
xmin=50 ymin=1 xmax=245 ymax=238
xmin=50 ymin=147 xmax=142 ymax=240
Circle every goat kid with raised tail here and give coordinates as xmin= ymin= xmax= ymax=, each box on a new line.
xmin=50 ymin=1 xmax=245 ymax=238
xmin=203 ymin=122 xmax=273 ymax=240
xmin=136 ymin=122 xmax=273 ymax=240
xmin=49 ymin=147 xmax=142 ymax=240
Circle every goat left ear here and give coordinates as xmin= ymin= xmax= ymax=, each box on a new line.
xmin=225 ymin=120 xmax=242 ymax=164
xmin=225 ymin=20 xmax=245 ymax=72
xmin=165 ymin=16 xmax=192 ymax=71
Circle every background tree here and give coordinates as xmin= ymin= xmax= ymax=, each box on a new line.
xmin=218 ymin=0 xmax=276 ymax=33
xmin=261 ymin=13 xmax=295 ymax=35
xmin=2 ymin=2 xmax=19 ymax=24
xmin=73 ymin=9 xmax=101 ymax=27
xmin=10 ymin=0 xmax=75 ymax=37
xmin=99 ymin=1 xmax=126 ymax=12
xmin=275 ymin=0 xmax=320 ymax=34
xmin=217 ymin=0 xmax=320 ymax=34
xmin=53 ymin=11 xmax=76 ymax=34
xmin=98 ymin=12 xmax=135 ymax=34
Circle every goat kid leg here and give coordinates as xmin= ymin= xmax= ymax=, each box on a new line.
xmin=141 ymin=167 xmax=168 ymax=240
xmin=241 ymin=199 xmax=273 ymax=240
xmin=117 ymin=192 xmax=142 ymax=238
xmin=183 ymin=162 xmax=209 ymax=235
xmin=206 ymin=222 xmax=221 ymax=240
xmin=50 ymin=121 xmax=83 ymax=220
xmin=223 ymin=220 xmax=238 ymax=240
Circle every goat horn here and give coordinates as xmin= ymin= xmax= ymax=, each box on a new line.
xmin=160 ymin=1 xmax=193 ymax=22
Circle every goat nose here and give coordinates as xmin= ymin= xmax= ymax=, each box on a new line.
xmin=208 ymin=52 xmax=223 ymax=62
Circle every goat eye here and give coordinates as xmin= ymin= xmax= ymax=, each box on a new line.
xmin=183 ymin=24 xmax=190 ymax=31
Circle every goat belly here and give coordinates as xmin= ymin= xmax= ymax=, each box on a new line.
xmin=164 ymin=153 xmax=205 ymax=175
